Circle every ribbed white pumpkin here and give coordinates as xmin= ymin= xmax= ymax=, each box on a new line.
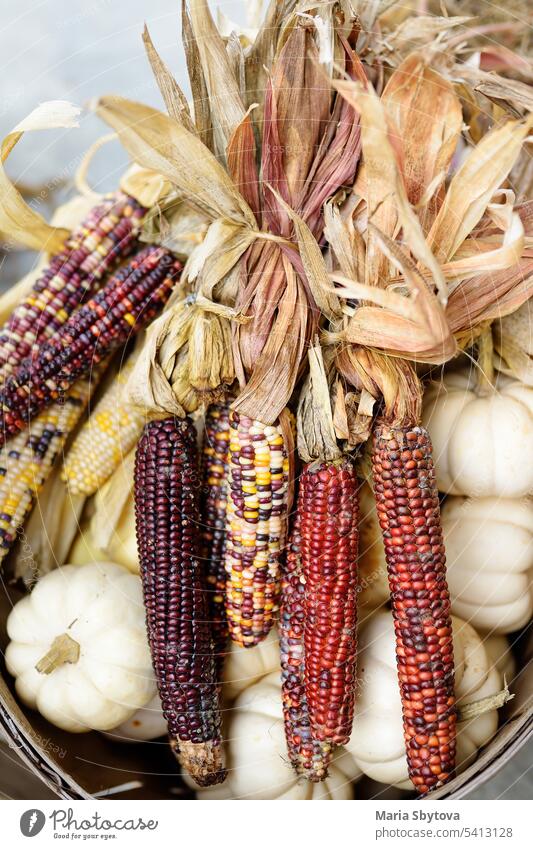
xmin=422 ymin=370 xmax=533 ymax=498
xmin=344 ymin=611 xmax=504 ymax=789
xmin=104 ymin=693 xmax=167 ymax=742
xmin=5 ymin=562 xmax=156 ymax=732
xmin=442 ymin=496 xmax=533 ymax=633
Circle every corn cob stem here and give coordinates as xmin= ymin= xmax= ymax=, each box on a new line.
xmin=134 ymin=416 xmax=226 ymax=787
xmin=200 ymin=402 xmax=231 ymax=664
xmin=0 ymin=247 xmax=180 ymax=446
xmin=61 ymin=356 xmax=146 ymax=495
xmin=0 ymin=374 xmax=100 ymax=566
xmin=0 ymin=193 xmax=145 ymax=382
xmin=300 ymin=459 xmax=359 ymax=745
xmin=372 ymin=421 xmax=456 ymax=794
xmin=224 ymin=411 xmax=291 ymax=648
xmin=280 ymin=515 xmax=332 ymax=781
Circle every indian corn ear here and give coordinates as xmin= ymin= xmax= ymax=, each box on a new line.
xmin=300 ymin=460 xmax=359 ymax=745
xmin=280 ymin=514 xmax=332 ymax=781
xmin=134 ymin=416 xmax=226 ymax=787
xmin=0 ymin=193 xmax=145 ymax=382
xmin=61 ymin=357 xmax=146 ymax=495
xmin=0 ymin=246 xmax=180 ymax=445
xmin=200 ymin=402 xmax=231 ymax=665
xmin=224 ymin=412 xmax=290 ymax=648
xmin=0 ymin=375 xmax=99 ymax=566
xmin=372 ymin=422 xmax=456 ymax=795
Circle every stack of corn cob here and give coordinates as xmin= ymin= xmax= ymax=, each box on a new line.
xmin=1 ymin=0 xmax=532 ymax=802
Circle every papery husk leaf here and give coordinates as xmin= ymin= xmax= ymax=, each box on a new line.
xmin=141 ymin=196 xmax=209 ymax=258
xmin=142 ymin=25 xmax=196 ymax=133
xmin=459 ymin=67 xmax=533 ymax=115
xmin=187 ymin=310 xmax=235 ymax=397
xmin=187 ymin=0 xmax=246 ymax=160
xmin=279 ymin=405 xmax=296 ymax=513
xmin=493 ymin=301 xmax=533 ymax=385
xmin=91 ymin=450 xmax=135 ymax=552
xmin=94 ymin=96 xmax=256 ymax=227
xmin=186 ymin=217 xmax=256 ymax=294
xmin=0 ymin=101 xmax=81 ymax=253
xmin=324 ymin=199 xmax=366 ymax=281
xmin=445 ymin=213 xmax=525 ymax=286
xmin=232 ymin=254 xmax=310 ymax=424
xmin=120 ymin=163 xmax=172 ymax=208
xmin=333 ymin=77 xmax=447 ymax=302
xmin=227 ymin=111 xmax=261 ymax=216
xmin=124 ymin=305 xmax=189 ymax=417
xmin=13 ymin=471 xmax=85 ymax=584
xmin=427 ymin=115 xmax=533 ymax=263
xmin=381 ymin=53 xmax=462 ymax=230
xmin=268 ymin=185 xmax=342 ymax=319
xmin=297 ymin=341 xmax=341 ymax=463
xmin=374 ymin=15 xmax=472 ymax=57
xmin=243 ymin=1 xmax=298 ymax=119
xmin=182 ymin=0 xmax=213 ymax=152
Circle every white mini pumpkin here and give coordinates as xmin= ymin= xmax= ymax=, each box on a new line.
xmin=442 ymin=496 xmax=533 ymax=633
xmin=193 ymin=671 xmax=361 ymax=800
xmin=344 ymin=610 xmax=503 ymax=788
xmin=358 ymin=483 xmax=389 ymax=615
xmin=104 ymin=693 xmax=167 ymax=742
xmin=6 ymin=562 xmax=156 ymax=732
xmin=422 ymin=369 xmax=533 ymax=498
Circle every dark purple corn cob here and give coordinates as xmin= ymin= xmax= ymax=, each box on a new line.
xmin=372 ymin=422 xmax=456 ymax=795
xmin=134 ymin=416 xmax=226 ymax=787
xmin=280 ymin=514 xmax=332 ymax=781
xmin=200 ymin=402 xmax=231 ymax=667
xmin=0 ymin=246 xmax=180 ymax=446
xmin=300 ymin=459 xmax=359 ymax=745
xmin=0 ymin=193 xmax=145 ymax=381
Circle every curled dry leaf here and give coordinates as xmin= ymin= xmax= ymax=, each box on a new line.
xmin=493 ymin=300 xmax=533 ymax=385
xmin=297 ymin=341 xmax=341 ymax=464
xmin=0 ymin=101 xmax=81 ymax=253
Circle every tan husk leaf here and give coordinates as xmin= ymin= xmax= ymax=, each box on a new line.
xmin=187 ymin=0 xmax=247 ymax=160
xmin=0 ymin=101 xmax=81 ymax=253
xmin=120 ymin=163 xmax=172 ymax=208
xmin=493 ymin=300 xmax=533 ymax=385
xmin=91 ymin=450 xmax=135 ymax=553
xmin=142 ymin=25 xmax=197 ymax=133
xmin=332 ymin=75 xmax=447 ymax=302
xmin=427 ymin=114 xmax=533 ymax=263
xmin=94 ymin=96 xmax=256 ymax=227
xmin=181 ymin=0 xmax=213 ymax=152
xmin=297 ymin=341 xmax=342 ymax=464
xmin=187 ymin=309 xmax=235 ymax=400
xmin=140 ymin=196 xmax=209 ymax=258
xmin=13 ymin=471 xmax=85 ymax=585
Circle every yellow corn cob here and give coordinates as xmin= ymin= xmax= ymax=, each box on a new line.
xmin=61 ymin=358 xmax=146 ymax=495
xmin=224 ymin=411 xmax=291 ymax=648
xmin=0 ymin=375 xmax=99 ymax=566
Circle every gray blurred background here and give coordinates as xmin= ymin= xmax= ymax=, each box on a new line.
xmin=0 ymin=0 xmax=531 ymax=800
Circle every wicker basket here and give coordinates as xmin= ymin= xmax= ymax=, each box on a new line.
xmin=1 ymin=574 xmax=531 ymax=800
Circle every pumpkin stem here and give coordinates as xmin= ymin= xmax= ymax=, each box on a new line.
xmin=35 ymin=633 xmax=80 ymax=674
xmin=476 ymin=326 xmax=495 ymax=396
xmin=458 ymin=681 xmax=514 ymax=722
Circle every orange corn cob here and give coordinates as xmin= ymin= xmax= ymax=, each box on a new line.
xmin=372 ymin=422 xmax=456 ymax=794
xmin=299 ymin=459 xmax=359 ymax=745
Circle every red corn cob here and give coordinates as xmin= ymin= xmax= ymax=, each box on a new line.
xmin=134 ymin=416 xmax=226 ymax=787
xmin=300 ymin=459 xmax=359 ymax=745
xmin=0 ymin=193 xmax=145 ymax=381
xmin=0 ymin=246 xmax=180 ymax=446
xmin=372 ymin=422 xmax=456 ymax=794
xmin=280 ymin=514 xmax=332 ymax=781
xmin=200 ymin=403 xmax=230 ymax=664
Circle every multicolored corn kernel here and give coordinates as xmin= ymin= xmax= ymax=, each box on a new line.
xmin=300 ymin=459 xmax=359 ymax=746
xmin=0 ymin=193 xmax=145 ymax=381
xmin=0 ymin=246 xmax=180 ymax=446
xmin=61 ymin=357 xmax=146 ymax=495
xmin=200 ymin=402 xmax=231 ymax=663
xmin=280 ymin=515 xmax=332 ymax=781
xmin=372 ymin=422 xmax=456 ymax=795
xmin=224 ymin=412 xmax=290 ymax=648
xmin=0 ymin=374 xmax=99 ymax=566
xmin=134 ymin=416 xmax=226 ymax=787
